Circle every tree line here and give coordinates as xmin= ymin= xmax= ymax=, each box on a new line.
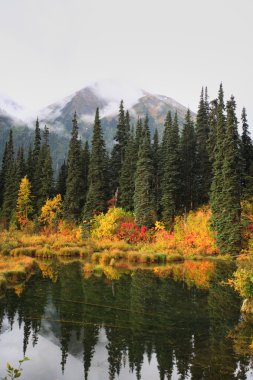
xmin=0 ymin=83 xmax=252 ymax=254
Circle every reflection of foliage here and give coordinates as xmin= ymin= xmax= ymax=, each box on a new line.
xmin=228 ymin=314 xmax=253 ymax=356
xmin=229 ymin=256 xmax=253 ymax=299
xmin=153 ymin=261 xmax=215 ymax=289
xmin=37 ymin=260 xmax=59 ymax=282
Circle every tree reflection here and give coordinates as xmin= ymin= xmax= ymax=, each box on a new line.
xmin=0 ymin=259 xmax=253 ymax=379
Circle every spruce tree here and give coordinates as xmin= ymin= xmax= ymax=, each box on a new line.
xmin=0 ymin=142 xmax=8 ymax=208
xmin=119 ymin=129 xmax=137 ymax=211
xmin=16 ymin=146 xmax=26 ymax=183
xmin=63 ymin=112 xmax=85 ymax=222
xmin=161 ymin=112 xmax=180 ymax=227
xmin=32 ymin=118 xmax=42 ymax=203
xmin=240 ymin=107 xmax=253 ymax=197
xmin=207 ymin=99 xmax=218 ymax=164
xmin=26 ymin=145 xmax=34 ymax=183
xmin=110 ymin=101 xmax=128 ymax=193
xmin=56 ymin=160 xmax=68 ymax=198
xmin=2 ymin=130 xmax=17 ymax=223
xmin=179 ymin=109 xmax=197 ymax=212
xmin=220 ymin=96 xmax=241 ymax=254
xmin=39 ymin=127 xmax=54 ymax=205
xmin=82 ymin=141 xmax=90 ymax=200
xmin=83 ymin=108 xmax=108 ymax=219
xmin=134 ymin=124 xmax=156 ymax=227
xmin=210 ymin=84 xmax=226 ymax=233
xmin=135 ymin=118 xmax=143 ymax=153
xmin=195 ymin=87 xmax=211 ymax=205
xmin=152 ymin=128 xmax=161 ymax=217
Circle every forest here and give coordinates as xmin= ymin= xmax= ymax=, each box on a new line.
xmin=0 ymin=83 xmax=252 ymax=257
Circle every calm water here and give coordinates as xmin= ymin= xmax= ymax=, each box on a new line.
xmin=0 ymin=260 xmax=253 ymax=380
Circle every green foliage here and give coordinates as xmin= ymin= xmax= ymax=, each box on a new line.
xmin=83 ymin=108 xmax=108 ymax=220
xmin=179 ymin=109 xmax=197 ymax=212
xmin=134 ymin=123 xmax=156 ymax=228
xmin=195 ymin=87 xmax=211 ymax=205
xmin=63 ymin=112 xmax=85 ymax=222
xmin=0 ymin=357 xmax=29 ymax=380
xmin=91 ymin=207 xmax=133 ymax=239
xmin=110 ymin=101 xmax=128 ymax=194
xmin=161 ymin=112 xmax=180 ymax=227
xmin=119 ymin=130 xmax=137 ymax=211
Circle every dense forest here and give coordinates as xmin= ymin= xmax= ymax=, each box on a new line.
xmin=0 ymin=84 xmax=252 ymax=255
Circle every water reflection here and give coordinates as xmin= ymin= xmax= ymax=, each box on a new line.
xmin=0 ymin=260 xmax=253 ymax=379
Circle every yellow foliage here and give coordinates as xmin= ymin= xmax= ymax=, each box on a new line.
xmin=39 ymin=194 xmax=62 ymax=231
xmin=16 ymin=176 xmax=33 ymax=227
xmin=91 ymin=207 xmax=132 ymax=240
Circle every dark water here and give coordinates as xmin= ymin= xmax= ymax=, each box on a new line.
xmin=0 ymin=260 xmax=253 ymax=380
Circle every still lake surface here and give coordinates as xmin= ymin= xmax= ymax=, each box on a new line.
xmin=0 ymin=259 xmax=253 ymax=380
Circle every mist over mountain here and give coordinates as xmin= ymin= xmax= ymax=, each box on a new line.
xmin=0 ymin=81 xmax=195 ymax=170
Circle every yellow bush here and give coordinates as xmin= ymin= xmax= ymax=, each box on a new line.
xmin=91 ymin=208 xmax=133 ymax=240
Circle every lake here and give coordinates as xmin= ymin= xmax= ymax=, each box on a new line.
xmin=0 ymin=259 xmax=253 ymax=379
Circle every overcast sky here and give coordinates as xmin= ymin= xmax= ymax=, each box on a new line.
xmin=0 ymin=0 xmax=252 ymax=126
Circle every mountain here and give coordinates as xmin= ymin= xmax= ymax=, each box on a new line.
xmin=0 ymin=82 xmax=195 ymax=170
xmin=38 ymin=82 xmax=194 ymax=149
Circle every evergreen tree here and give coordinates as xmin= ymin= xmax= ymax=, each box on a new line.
xmin=240 ymin=107 xmax=253 ymax=197
xmin=220 ymin=96 xmax=241 ymax=254
xmin=83 ymin=108 xmax=108 ymax=219
xmin=134 ymin=124 xmax=156 ymax=227
xmin=195 ymin=87 xmax=211 ymax=205
xmin=125 ymin=110 xmax=131 ymax=135
xmin=110 ymin=101 xmax=128 ymax=193
xmin=119 ymin=129 xmax=137 ymax=211
xmin=135 ymin=118 xmax=143 ymax=153
xmin=207 ymin=99 xmax=218 ymax=164
xmin=32 ymin=118 xmax=42 ymax=202
xmin=179 ymin=109 xmax=197 ymax=212
xmin=161 ymin=112 xmax=180 ymax=227
xmin=26 ymin=145 xmax=34 ymax=183
xmin=35 ymin=126 xmax=54 ymax=211
xmin=210 ymin=84 xmax=226 ymax=233
xmin=1 ymin=130 xmax=17 ymax=223
xmin=0 ymin=142 xmax=8 ymax=208
xmin=16 ymin=146 xmax=26 ymax=183
xmin=63 ymin=112 xmax=85 ymax=222
xmin=56 ymin=160 xmax=68 ymax=198
xmin=152 ymin=128 xmax=161 ymax=217
xmin=82 ymin=141 xmax=90 ymax=199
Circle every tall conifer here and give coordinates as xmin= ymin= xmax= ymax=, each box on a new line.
xmin=161 ymin=112 xmax=180 ymax=227
xmin=110 ymin=101 xmax=128 ymax=193
xmin=83 ymin=108 xmax=108 ymax=219
xmin=134 ymin=123 xmax=156 ymax=227
xmin=64 ymin=112 xmax=85 ymax=221
xmin=195 ymin=87 xmax=211 ymax=205
xmin=210 ymin=84 xmax=226 ymax=233
xmin=220 ymin=96 xmax=241 ymax=254
xmin=241 ymin=107 xmax=253 ymax=197
xmin=179 ymin=109 xmax=197 ymax=212
xmin=119 ymin=129 xmax=137 ymax=211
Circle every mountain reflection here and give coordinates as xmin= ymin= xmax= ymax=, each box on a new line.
xmin=0 ymin=260 xmax=253 ymax=380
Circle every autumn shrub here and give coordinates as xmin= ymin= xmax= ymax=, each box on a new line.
xmin=173 ymin=207 xmax=218 ymax=256
xmin=116 ymin=222 xmax=149 ymax=243
xmin=39 ymin=194 xmax=63 ymax=233
xmin=91 ymin=207 xmax=133 ymax=240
